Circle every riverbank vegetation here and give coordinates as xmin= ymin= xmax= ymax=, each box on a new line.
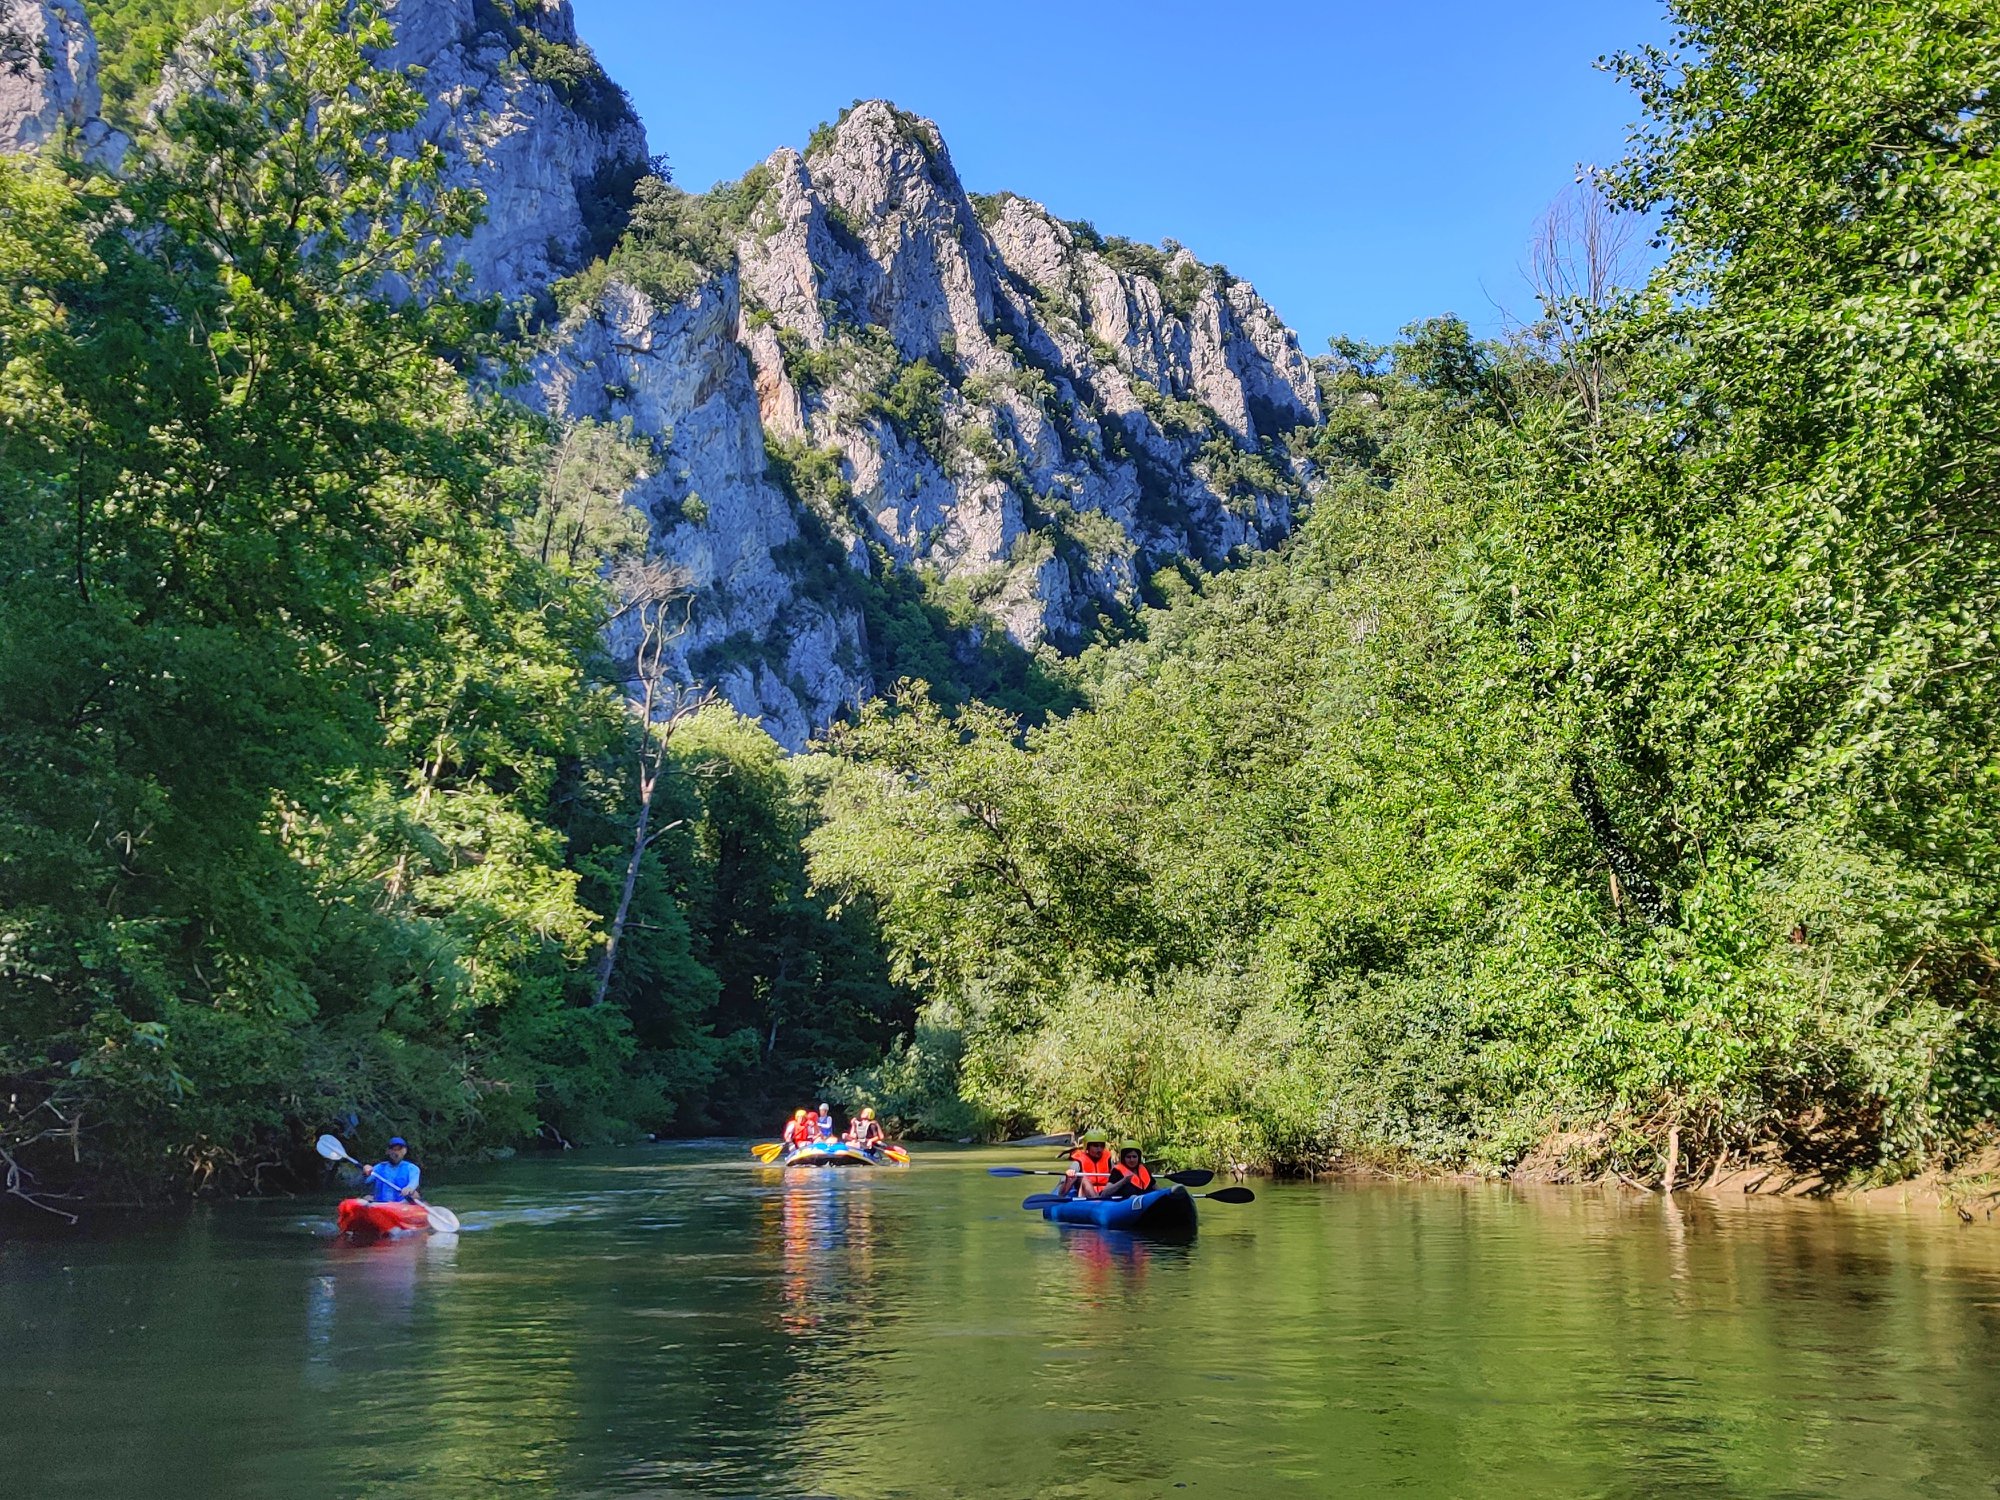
xmin=0 ymin=4 xmax=908 ymax=1208
xmin=811 ymin=0 xmax=2000 ymax=1187
xmin=6 ymin=0 xmax=1994 ymax=1208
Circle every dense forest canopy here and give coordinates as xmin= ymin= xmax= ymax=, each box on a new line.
xmin=0 ymin=1 xmax=908 ymax=1205
xmin=1 ymin=0 xmax=1994 ymax=1207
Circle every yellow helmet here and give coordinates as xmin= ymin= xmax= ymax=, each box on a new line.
xmin=862 ymin=1108 xmax=875 ymax=1119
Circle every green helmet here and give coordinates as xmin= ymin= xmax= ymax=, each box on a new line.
xmin=1079 ymin=1129 xmax=1110 ymax=1145
xmin=1118 ymin=1139 xmax=1144 ymax=1153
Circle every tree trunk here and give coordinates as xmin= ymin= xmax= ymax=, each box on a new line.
xmin=592 ymin=768 xmax=654 ymax=1008
xmin=1568 ymin=753 xmax=1668 ymax=925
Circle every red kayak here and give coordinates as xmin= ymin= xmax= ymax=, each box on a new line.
xmin=337 ymin=1198 xmax=430 ymax=1237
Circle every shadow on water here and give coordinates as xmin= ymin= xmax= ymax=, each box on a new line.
xmin=6 ymin=1146 xmax=2000 ymax=1499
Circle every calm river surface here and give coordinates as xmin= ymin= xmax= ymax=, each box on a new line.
xmin=5 ymin=1143 xmax=2000 ymax=1499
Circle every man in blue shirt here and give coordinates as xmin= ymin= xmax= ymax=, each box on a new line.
xmin=365 ymin=1137 xmax=421 ymax=1205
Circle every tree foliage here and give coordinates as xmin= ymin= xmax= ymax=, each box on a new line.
xmin=809 ymin=0 xmax=2000 ymax=1182
xmin=0 ymin=3 xmax=901 ymax=1205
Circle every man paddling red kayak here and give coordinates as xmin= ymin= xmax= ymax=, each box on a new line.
xmin=319 ymin=1133 xmax=459 ymax=1236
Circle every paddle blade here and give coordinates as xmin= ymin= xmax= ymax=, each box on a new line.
xmin=1020 ymin=1193 xmax=1063 ymax=1210
xmin=1203 ymin=1187 xmax=1256 ymax=1204
xmin=1166 ymin=1169 xmax=1214 ymax=1187
xmin=883 ymin=1147 xmax=910 ymax=1163
xmin=315 ymin=1134 xmax=350 ymax=1162
xmin=986 ymin=1166 xmax=1032 ymax=1176
xmin=750 ymin=1142 xmax=785 ymax=1162
xmin=424 ymin=1204 xmax=460 ymax=1234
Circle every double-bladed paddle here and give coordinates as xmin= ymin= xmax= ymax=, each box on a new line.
xmin=988 ymin=1165 xmax=1215 ymax=1188
xmin=1020 ymin=1186 xmax=1255 ymax=1210
xmin=316 ymin=1135 xmax=460 ymax=1234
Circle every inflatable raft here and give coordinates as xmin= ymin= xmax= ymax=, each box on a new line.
xmin=337 ymin=1198 xmax=431 ymax=1237
xmin=780 ymin=1140 xmax=904 ymax=1168
xmin=1040 ymin=1185 xmax=1196 ymax=1235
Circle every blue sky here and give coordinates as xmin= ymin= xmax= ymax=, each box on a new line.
xmin=570 ymin=1 xmax=1666 ymax=350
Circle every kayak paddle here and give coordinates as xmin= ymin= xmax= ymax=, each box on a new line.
xmin=1020 ymin=1186 xmax=1255 ymax=1210
xmin=316 ymin=1134 xmax=460 ymax=1234
xmin=750 ymin=1142 xmax=787 ymax=1162
xmin=988 ymin=1166 xmax=1215 ymax=1187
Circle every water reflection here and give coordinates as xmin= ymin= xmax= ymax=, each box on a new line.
xmin=762 ymin=1173 xmax=882 ymax=1341
xmin=6 ymin=1150 xmax=2000 ymax=1500
xmin=1054 ymin=1222 xmax=1187 ymax=1293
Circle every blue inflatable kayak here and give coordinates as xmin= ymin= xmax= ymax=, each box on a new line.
xmin=1040 ymin=1185 xmax=1196 ymax=1235
xmin=780 ymin=1140 xmax=906 ymax=1168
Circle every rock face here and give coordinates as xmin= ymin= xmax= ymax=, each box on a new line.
xmin=0 ymin=0 xmax=125 ymax=164
xmin=8 ymin=1 xmax=1330 ymax=749
xmin=143 ymin=0 xmax=648 ymax=299
xmin=370 ymin=0 xmax=649 ymax=299
xmin=530 ymin=276 xmax=871 ymax=748
xmin=538 ymin=102 xmax=1328 ymax=741
xmin=731 ymin=103 xmax=1322 ymax=648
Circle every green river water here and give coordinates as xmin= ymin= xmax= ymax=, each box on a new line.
xmin=4 ymin=1142 xmax=1999 ymax=1499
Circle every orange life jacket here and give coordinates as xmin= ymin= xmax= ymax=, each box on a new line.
xmin=1069 ymin=1147 xmax=1114 ymax=1191
xmin=1115 ymin=1162 xmax=1153 ymax=1192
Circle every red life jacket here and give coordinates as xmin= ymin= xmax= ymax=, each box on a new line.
xmin=1069 ymin=1147 xmax=1114 ymax=1191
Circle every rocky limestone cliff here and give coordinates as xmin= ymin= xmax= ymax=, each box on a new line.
xmin=8 ymin=4 xmax=1332 ymax=750
xmin=530 ymin=276 xmax=871 ymax=748
xmin=0 ymin=0 xmax=125 ymax=163
xmin=735 ymin=102 xmax=1323 ymax=648
xmin=142 ymin=0 xmax=649 ymax=299
xmin=370 ymin=0 xmax=648 ymax=300
xmin=537 ymin=102 xmax=1330 ymax=742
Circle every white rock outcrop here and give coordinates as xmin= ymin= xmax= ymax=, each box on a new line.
xmin=529 ymin=276 xmax=871 ymax=749
xmin=371 ymin=0 xmax=649 ymax=300
xmin=538 ymin=100 xmax=1331 ymax=742
xmin=0 ymin=0 xmax=125 ymax=164
xmin=5 ymin=0 xmax=1331 ymax=750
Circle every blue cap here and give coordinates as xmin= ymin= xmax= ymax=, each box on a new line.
xmin=387 ymin=1137 xmax=408 ymax=1148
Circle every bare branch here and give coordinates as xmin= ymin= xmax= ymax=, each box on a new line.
xmin=1525 ymin=182 xmax=1643 ymax=422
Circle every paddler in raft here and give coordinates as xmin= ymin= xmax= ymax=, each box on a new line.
xmin=846 ymin=1107 xmax=885 ymax=1153
xmin=782 ymin=1108 xmax=813 ymax=1150
xmin=814 ymin=1101 xmax=837 ymax=1140
xmin=1100 ymin=1140 xmax=1155 ymax=1199
xmin=1057 ymin=1129 xmax=1116 ymax=1199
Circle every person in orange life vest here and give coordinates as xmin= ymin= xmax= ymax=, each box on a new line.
xmin=782 ymin=1109 xmax=811 ymax=1148
xmin=847 ymin=1108 xmax=884 ymax=1151
xmin=815 ymin=1102 xmax=836 ymax=1139
xmin=1101 ymin=1140 xmax=1155 ymax=1199
xmin=1058 ymin=1130 xmax=1115 ymax=1198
